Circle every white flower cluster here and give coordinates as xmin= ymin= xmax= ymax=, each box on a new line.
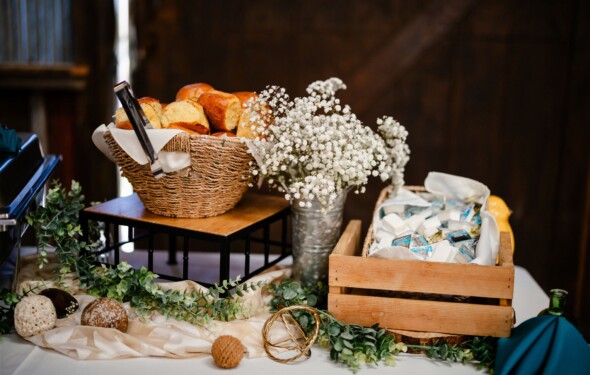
xmin=377 ymin=116 xmax=410 ymax=194
xmin=245 ymin=78 xmax=409 ymax=209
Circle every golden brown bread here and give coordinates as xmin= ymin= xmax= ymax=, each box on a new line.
xmin=211 ymin=131 xmax=237 ymax=137
xmin=197 ymin=91 xmax=241 ymax=132
xmin=233 ymin=91 xmax=259 ymax=139
xmin=175 ymin=83 xmax=215 ymax=101
xmin=115 ymin=97 xmax=163 ymax=130
xmin=161 ymin=99 xmax=210 ymax=135
xmin=167 ymin=123 xmax=202 ymax=135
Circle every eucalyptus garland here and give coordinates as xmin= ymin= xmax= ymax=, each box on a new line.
xmin=81 ymin=262 xmax=262 ymax=324
xmin=269 ymin=279 xmax=497 ymax=373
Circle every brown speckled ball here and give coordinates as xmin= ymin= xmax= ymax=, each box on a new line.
xmin=81 ymin=297 xmax=128 ymax=333
xmin=211 ymin=335 xmax=244 ymax=369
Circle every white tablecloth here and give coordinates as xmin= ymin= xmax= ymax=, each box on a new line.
xmin=0 ymin=266 xmax=548 ymax=375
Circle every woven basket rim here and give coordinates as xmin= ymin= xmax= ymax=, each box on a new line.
xmin=102 ymin=130 xmax=253 ymax=218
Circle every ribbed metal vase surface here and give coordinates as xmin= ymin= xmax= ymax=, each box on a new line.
xmin=291 ymin=192 xmax=347 ymax=287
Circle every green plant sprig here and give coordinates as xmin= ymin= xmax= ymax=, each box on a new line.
xmin=269 ymin=279 xmax=497 ymax=373
xmin=20 ymin=179 xmax=265 ymax=329
xmin=82 ymin=262 xmax=264 ymax=324
xmin=26 ymin=180 xmax=97 ymax=280
xmin=405 ymin=336 xmax=497 ymax=371
xmin=269 ymin=279 xmax=405 ymax=372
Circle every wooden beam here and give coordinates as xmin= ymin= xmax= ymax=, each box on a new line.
xmin=345 ymin=0 xmax=479 ymax=115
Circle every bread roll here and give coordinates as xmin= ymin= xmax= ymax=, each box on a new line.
xmin=115 ymin=97 xmax=163 ymax=129
xmin=176 ymin=82 xmax=215 ymax=101
xmin=233 ymin=91 xmax=270 ymax=139
xmin=161 ymin=99 xmax=210 ymax=134
xmin=233 ymin=91 xmax=260 ymax=139
xmin=197 ymin=91 xmax=241 ymax=132
xmin=168 ymin=123 xmax=201 ymax=135
xmin=211 ymin=131 xmax=237 ymax=137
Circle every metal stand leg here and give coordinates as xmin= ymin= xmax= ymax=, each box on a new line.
xmin=219 ymin=237 xmax=230 ymax=284
xmin=168 ymin=235 xmax=177 ymax=265
xmin=148 ymin=231 xmax=154 ymax=271
xmin=182 ymin=237 xmax=189 ymax=279
xmin=244 ymin=235 xmax=251 ymax=277
xmin=113 ymin=223 xmax=120 ymax=265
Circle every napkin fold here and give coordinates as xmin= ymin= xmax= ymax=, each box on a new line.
xmin=92 ymin=123 xmax=191 ymax=173
xmin=0 ymin=124 xmax=22 ymax=153
xmin=495 ymin=315 xmax=590 ymax=375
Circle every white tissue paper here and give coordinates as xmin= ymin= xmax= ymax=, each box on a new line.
xmin=368 ymin=172 xmax=500 ymax=266
xmin=92 ymin=123 xmax=191 ymax=173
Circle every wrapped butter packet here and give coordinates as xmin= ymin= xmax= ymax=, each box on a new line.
xmin=417 ymin=192 xmax=446 ymax=212
xmin=375 ymin=229 xmax=395 ymax=244
xmin=417 ymin=216 xmax=441 ymax=236
xmin=426 ymin=229 xmax=444 ymax=244
xmin=380 ymin=188 xmax=430 ymax=216
xmin=391 ymin=234 xmax=411 ymax=248
xmin=454 ymin=244 xmax=476 ymax=264
xmin=446 ymin=229 xmax=471 ymax=244
xmin=460 ymin=203 xmax=482 ymax=222
xmin=411 ymin=234 xmax=429 ymax=247
xmin=370 ymin=173 xmax=499 ymax=266
xmin=410 ymin=245 xmax=433 ymax=259
xmin=427 ymin=240 xmax=458 ymax=263
xmin=381 ymin=213 xmax=410 ymax=236
xmin=437 ymin=208 xmax=462 ymax=225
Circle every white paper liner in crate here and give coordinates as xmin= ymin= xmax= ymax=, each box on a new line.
xmin=369 ymin=172 xmax=499 ymax=266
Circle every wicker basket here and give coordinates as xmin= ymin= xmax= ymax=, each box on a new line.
xmin=104 ymin=131 xmax=253 ymax=218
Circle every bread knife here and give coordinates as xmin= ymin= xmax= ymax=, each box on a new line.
xmin=113 ymin=81 xmax=165 ymax=179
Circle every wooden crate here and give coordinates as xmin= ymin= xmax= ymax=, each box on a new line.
xmin=328 ymin=219 xmax=515 ymax=337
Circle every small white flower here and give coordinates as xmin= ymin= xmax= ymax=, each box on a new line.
xmin=245 ymin=79 xmax=409 ymax=208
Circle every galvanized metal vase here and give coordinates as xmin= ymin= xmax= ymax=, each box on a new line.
xmin=291 ymin=192 xmax=347 ymax=287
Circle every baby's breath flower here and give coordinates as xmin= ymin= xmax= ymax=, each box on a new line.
xmin=244 ymin=78 xmax=409 ymax=208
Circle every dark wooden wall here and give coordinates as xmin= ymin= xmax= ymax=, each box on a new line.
xmin=1 ymin=0 xmax=588 ymax=339
xmin=131 ymin=0 xmax=590 ymax=337
xmin=0 ymin=1 xmax=117 ymax=202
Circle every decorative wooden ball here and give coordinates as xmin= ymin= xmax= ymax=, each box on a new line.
xmin=211 ymin=335 xmax=244 ymax=369
xmin=39 ymin=288 xmax=79 ymax=318
xmin=81 ymin=297 xmax=128 ymax=333
xmin=14 ymin=295 xmax=57 ymax=337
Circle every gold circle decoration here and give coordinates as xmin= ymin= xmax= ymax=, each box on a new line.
xmin=262 ymin=305 xmax=321 ymax=363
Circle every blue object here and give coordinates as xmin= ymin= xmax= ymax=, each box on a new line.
xmin=0 ymin=125 xmax=22 ymax=153
xmin=495 ymin=315 xmax=590 ymax=375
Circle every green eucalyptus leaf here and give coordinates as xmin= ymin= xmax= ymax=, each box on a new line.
xmin=334 ymin=338 xmax=344 ymax=352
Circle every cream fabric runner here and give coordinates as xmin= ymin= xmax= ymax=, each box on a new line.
xmin=15 ymin=255 xmax=293 ymax=360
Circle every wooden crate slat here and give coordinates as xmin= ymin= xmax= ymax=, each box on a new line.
xmin=330 ymin=254 xmax=514 ymax=299
xmin=328 ymin=293 xmax=514 ymax=337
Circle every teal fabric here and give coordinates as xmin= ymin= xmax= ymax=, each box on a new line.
xmin=495 ymin=316 xmax=590 ymax=375
xmin=0 ymin=125 xmax=22 ymax=153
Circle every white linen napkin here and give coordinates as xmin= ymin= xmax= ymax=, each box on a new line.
xmin=92 ymin=123 xmax=191 ymax=173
